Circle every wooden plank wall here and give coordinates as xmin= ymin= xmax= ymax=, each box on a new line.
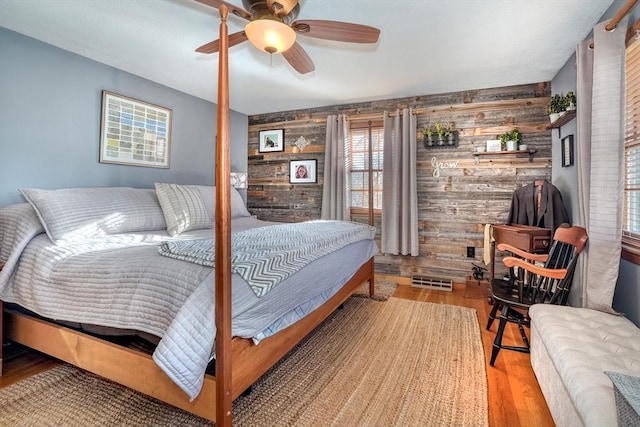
xmin=247 ymin=82 xmax=553 ymax=282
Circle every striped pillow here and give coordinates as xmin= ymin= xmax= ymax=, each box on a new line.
xmin=155 ymin=183 xmax=212 ymax=236
xmin=20 ymin=187 xmax=167 ymax=243
xmin=230 ymin=187 xmax=251 ymax=218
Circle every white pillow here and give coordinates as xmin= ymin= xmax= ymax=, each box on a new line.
xmin=155 ymin=183 xmax=212 ymax=236
xmin=20 ymin=187 xmax=167 ymax=243
xmin=182 ymin=185 xmax=251 ymax=219
xmin=230 ymin=187 xmax=251 ymax=218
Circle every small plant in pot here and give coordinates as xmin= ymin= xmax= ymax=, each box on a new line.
xmin=422 ymin=125 xmax=435 ymax=147
xmin=547 ymin=94 xmax=569 ymax=122
xmin=434 ymin=119 xmax=449 ymax=146
xmin=565 ymin=91 xmax=576 ymax=111
xmin=444 ymin=127 xmax=454 ymax=145
xmin=499 ymin=129 xmax=522 ymax=151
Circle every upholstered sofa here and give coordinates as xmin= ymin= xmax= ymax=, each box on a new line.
xmin=529 ymin=304 xmax=640 ymax=427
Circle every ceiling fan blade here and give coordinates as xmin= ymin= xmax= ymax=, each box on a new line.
xmin=195 ymin=0 xmax=251 ymax=20
xmin=196 ymin=31 xmax=248 ymax=54
xmin=292 ymin=20 xmax=380 ymax=43
xmin=281 ymin=42 xmax=315 ymax=74
xmin=267 ymin=0 xmax=298 ymax=16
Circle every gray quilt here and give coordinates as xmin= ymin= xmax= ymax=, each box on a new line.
xmin=0 ymin=205 xmax=379 ymax=399
xmin=159 ymin=221 xmax=376 ymax=297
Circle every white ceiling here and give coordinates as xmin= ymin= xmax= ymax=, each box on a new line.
xmin=0 ymin=0 xmax=615 ymax=115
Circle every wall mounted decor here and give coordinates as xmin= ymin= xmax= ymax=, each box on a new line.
xmin=294 ymin=135 xmax=310 ymax=151
xmin=423 ymin=131 xmax=459 ymax=149
xmin=99 ymin=91 xmax=172 ymax=168
xmin=289 ymin=159 xmax=317 ymax=184
xmin=230 ymin=172 xmax=247 ymax=189
xmin=486 ymin=139 xmax=502 ymax=152
xmin=561 ymin=135 xmax=574 ymax=167
xmin=259 ymin=129 xmax=285 ymax=153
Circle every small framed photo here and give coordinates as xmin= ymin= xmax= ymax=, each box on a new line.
xmin=290 ymin=159 xmax=317 ymax=184
xmin=561 ymin=135 xmax=574 ymax=167
xmin=259 ymin=129 xmax=285 ymax=153
xmin=486 ymin=139 xmax=502 ymax=152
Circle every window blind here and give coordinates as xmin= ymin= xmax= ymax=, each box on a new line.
xmin=348 ymin=123 xmax=384 ymax=210
xmin=624 ymin=37 xmax=640 ymax=243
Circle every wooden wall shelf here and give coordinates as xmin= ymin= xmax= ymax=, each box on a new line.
xmin=473 ymin=149 xmax=538 ymax=163
xmin=547 ymin=110 xmax=576 ymax=129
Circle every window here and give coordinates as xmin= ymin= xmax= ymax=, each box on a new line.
xmin=623 ymin=35 xmax=640 ymax=264
xmin=348 ymin=121 xmax=383 ymax=214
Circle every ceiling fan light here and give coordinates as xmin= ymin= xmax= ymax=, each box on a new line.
xmin=245 ymin=19 xmax=296 ymax=54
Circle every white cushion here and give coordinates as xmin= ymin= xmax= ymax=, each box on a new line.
xmin=155 ymin=183 xmax=212 ymax=236
xmin=20 ymin=187 xmax=167 ymax=243
xmin=154 ymin=184 xmax=251 ymax=236
xmin=230 ymin=187 xmax=251 ymax=218
xmin=530 ymin=304 xmax=640 ymax=427
xmin=186 ymin=185 xmax=251 ymax=219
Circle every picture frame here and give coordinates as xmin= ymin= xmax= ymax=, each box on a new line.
xmin=561 ymin=135 xmax=574 ymax=167
xmin=99 ymin=91 xmax=172 ymax=168
xmin=289 ymin=159 xmax=317 ymax=184
xmin=259 ymin=129 xmax=285 ymax=153
xmin=486 ymin=139 xmax=502 ymax=152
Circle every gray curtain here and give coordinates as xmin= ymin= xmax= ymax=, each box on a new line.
xmin=321 ymin=114 xmax=350 ymax=220
xmin=381 ymin=108 xmax=419 ymax=256
xmin=576 ymin=17 xmax=628 ymax=311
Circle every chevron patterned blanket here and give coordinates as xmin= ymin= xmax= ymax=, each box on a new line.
xmin=159 ymin=220 xmax=376 ymax=298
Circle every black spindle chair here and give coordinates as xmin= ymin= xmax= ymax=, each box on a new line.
xmin=486 ymin=225 xmax=588 ymax=366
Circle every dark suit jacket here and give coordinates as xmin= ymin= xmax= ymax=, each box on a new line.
xmin=507 ymin=180 xmax=570 ymax=234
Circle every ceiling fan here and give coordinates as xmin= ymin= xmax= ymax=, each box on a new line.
xmin=195 ymin=0 xmax=381 ymax=74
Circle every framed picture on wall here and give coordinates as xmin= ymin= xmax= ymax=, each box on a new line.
xmin=290 ymin=159 xmax=317 ymax=184
xmin=259 ymin=129 xmax=285 ymax=153
xmin=486 ymin=139 xmax=502 ymax=152
xmin=99 ymin=91 xmax=172 ymax=168
xmin=561 ymin=135 xmax=574 ymax=167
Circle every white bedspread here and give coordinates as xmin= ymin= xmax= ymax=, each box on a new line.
xmin=0 ymin=207 xmax=378 ymax=399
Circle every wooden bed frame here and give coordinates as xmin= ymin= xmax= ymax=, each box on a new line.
xmin=3 ymin=257 xmax=373 ymax=423
xmin=1 ymin=6 xmax=376 ymax=425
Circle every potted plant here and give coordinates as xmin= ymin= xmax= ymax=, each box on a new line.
xmin=547 ymin=94 xmax=569 ymax=122
xmin=422 ymin=125 xmax=435 ymax=147
xmin=565 ymin=91 xmax=576 ymax=111
xmin=499 ymin=129 xmax=522 ymax=151
xmin=444 ymin=121 xmax=457 ymax=145
xmin=434 ymin=119 xmax=448 ymax=146
xmin=444 ymin=127 xmax=454 ymax=145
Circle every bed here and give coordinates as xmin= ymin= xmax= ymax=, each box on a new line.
xmin=0 ymin=185 xmax=377 ymax=421
xmin=0 ymin=8 xmax=378 ymax=425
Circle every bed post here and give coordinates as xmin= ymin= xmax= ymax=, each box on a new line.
xmin=214 ymin=5 xmax=233 ymax=427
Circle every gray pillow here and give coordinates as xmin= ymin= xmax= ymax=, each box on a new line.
xmin=156 ymin=183 xmax=251 ymax=229
xmin=20 ymin=187 xmax=167 ymax=243
xmin=230 ymin=186 xmax=251 ymax=218
xmin=155 ymin=183 xmax=212 ymax=236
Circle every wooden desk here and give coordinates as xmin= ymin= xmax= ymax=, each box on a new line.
xmin=490 ymin=224 xmax=551 ymax=281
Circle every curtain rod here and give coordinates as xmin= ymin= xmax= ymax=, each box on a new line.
xmin=589 ymin=0 xmax=638 ymax=48
xmin=346 ymin=110 xmax=421 ymax=122
xmin=606 ymin=0 xmax=638 ymax=31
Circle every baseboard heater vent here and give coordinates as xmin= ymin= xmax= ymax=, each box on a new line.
xmin=411 ymin=276 xmax=453 ymax=292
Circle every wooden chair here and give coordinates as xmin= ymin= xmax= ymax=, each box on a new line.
xmin=486 ymin=225 xmax=588 ymax=366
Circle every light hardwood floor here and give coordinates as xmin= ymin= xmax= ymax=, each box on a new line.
xmin=0 ymin=281 xmax=554 ymax=427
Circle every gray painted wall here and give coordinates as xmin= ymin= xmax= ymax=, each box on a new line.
xmin=551 ymin=55 xmax=580 ymax=308
xmin=0 ymin=27 xmax=248 ymax=208
xmin=550 ymin=0 xmax=639 ymax=325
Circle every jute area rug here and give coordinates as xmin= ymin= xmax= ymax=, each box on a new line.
xmin=0 ymin=297 xmax=488 ymax=427
xmin=351 ymin=277 xmax=397 ymax=300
